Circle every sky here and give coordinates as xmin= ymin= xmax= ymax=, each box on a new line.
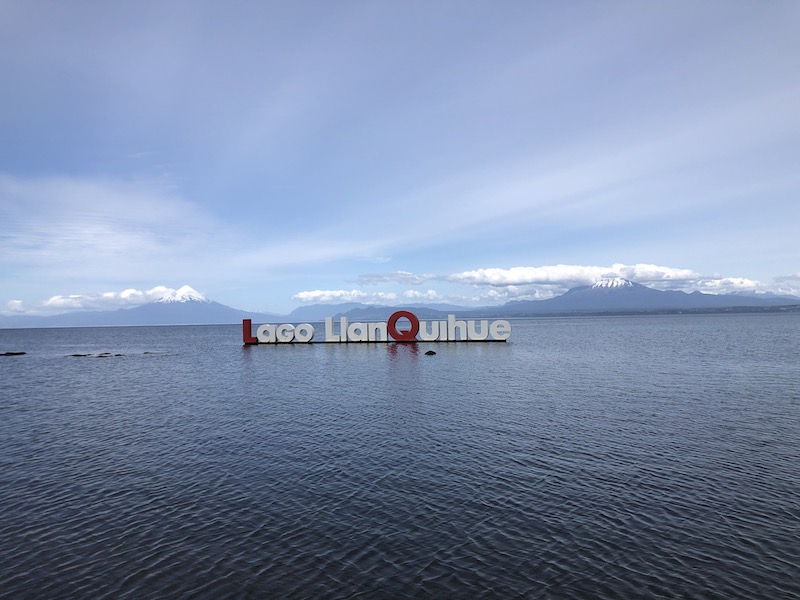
xmin=1 ymin=1 xmax=799 ymax=316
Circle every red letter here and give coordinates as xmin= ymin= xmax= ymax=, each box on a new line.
xmin=387 ymin=310 xmax=419 ymax=342
xmin=242 ymin=319 xmax=258 ymax=345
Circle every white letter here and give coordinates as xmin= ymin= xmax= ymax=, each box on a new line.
xmin=276 ymin=323 xmax=295 ymax=343
xmin=325 ymin=317 xmax=339 ymax=342
xmin=257 ymin=324 xmax=277 ymax=343
xmin=294 ymin=323 xmax=314 ymax=343
xmin=418 ymin=320 xmax=440 ymax=341
xmin=347 ymin=321 xmax=369 ymax=342
xmin=368 ymin=322 xmax=387 ymax=342
xmin=447 ymin=314 xmax=467 ymax=341
xmin=489 ymin=320 xmax=511 ymax=341
xmin=467 ymin=320 xmax=489 ymax=341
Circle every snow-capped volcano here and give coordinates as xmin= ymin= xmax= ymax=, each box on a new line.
xmin=591 ymin=278 xmax=635 ymax=289
xmin=155 ymin=285 xmax=209 ymax=303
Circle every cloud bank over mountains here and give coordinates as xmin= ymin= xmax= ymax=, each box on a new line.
xmin=447 ymin=264 xmax=699 ymax=287
xmin=7 ymin=264 xmax=796 ymax=317
xmin=6 ymin=285 xmax=206 ymax=316
xmin=296 ymin=263 xmax=798 ymax=306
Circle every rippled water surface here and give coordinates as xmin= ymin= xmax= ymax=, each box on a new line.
xmin=2 ymin=314 xmax=799 ymax=599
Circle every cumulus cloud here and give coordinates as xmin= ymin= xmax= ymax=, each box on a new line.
xmin=5 ymin=300 xmax=25 ymax=313
xmin=678 ymin=277 xmax=800 ymax=297
xmin=402 ymin=289 xmax=444 ymax=301
xmin=448 ymin=263 xmax=700 ymax=288
xmin=692 ymin=277 xmax=761 ymax=292
xmin=469 ymin=286 xmax=562 ymax=303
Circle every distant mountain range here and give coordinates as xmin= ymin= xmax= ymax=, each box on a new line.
xmin=1 ymin=279 xmax=798 ymax=328
xmin=494 ymin=278 xmax=800 ymax=316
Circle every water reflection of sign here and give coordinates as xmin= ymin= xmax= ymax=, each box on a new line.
xmin=243 ymin=310 xmax=511 ymax=345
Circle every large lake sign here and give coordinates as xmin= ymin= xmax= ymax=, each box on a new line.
xmin=243 ymin=310 xmax=511 ymax=344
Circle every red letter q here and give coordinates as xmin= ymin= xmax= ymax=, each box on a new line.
xmin=387 ymin=310 xmax=419 ymax=342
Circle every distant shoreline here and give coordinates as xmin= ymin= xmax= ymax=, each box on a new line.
xmin=1 ymin=304 xmax=799 ymax=330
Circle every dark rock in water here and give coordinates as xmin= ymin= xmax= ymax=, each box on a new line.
xmin=1 ymin=351 xmax=26 ymax=356
xmin=425 ymin=350 xmax=436 ymax=355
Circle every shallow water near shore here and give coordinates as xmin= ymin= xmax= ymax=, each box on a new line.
xmin=2 ymin=313 xmax=799 ymax=598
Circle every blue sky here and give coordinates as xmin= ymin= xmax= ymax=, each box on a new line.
xmin=1 ymin=1 xmax=799 ymax=315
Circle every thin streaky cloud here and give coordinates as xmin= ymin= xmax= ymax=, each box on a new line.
xmin=0 ymin=2 xmax=797 ymax=313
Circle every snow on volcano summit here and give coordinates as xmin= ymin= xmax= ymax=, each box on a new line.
xmin=155 ymin=285 xmax=209 ymax=303
xmin=591 ymin=278 xmax=635 ymax=289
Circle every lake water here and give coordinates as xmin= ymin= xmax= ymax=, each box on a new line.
xmin=1 ymin=314 xmax=799 ymax=599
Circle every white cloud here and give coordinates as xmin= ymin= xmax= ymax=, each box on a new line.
xmin=292 ymin=289 xmax=399 ymax=304
xmin=402 ymin=289 xmax=443 ymax=301
xmin=691 ymin=278 xmax=762 ymax=293
xmin=470 ymin=285 xmax=564 ymax=303
xmin=5 ymin=300 xmax=24 ymax=313
xmin=448 ymin=263 xmax=700 ymax=288
xmin=292 ymin=288 xmax=449 ymax=305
